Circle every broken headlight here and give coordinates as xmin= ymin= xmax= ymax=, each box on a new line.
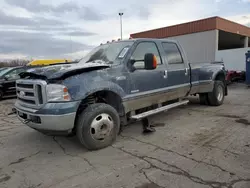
xmin=46 ymin=84 xmax=71 ymax=102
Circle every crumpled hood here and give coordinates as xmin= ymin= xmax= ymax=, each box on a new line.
xmin=20 ymin=62 xmax=110 ymax=80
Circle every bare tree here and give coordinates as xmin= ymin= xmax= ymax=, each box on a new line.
xmin=0 ymin=59 xmax=29 ymax=68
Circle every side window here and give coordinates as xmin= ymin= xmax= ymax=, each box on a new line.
xmin=16 ymin=68 xmax=25 ymax=74
xmin=162 ymin=42 xmax=183 ymax=64
xmin=6 ymin=70 xmax=17 ymax=77
xmin=6 ymin=69 xmax=23 ymax=80
xmin=131 ymin=42 xmax=162 ymax=67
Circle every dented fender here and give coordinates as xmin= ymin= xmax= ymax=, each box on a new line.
xmin=61 ymin=71 xmax=126 ymax=101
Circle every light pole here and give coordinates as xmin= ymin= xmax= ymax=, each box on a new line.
xmin=119 ymin=12 xmax=123 ymax=40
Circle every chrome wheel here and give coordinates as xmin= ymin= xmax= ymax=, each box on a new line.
xmin=90 ymin=113 xmax=114 ymax=141
xmin=217 ymin=85 xmax=224 ymax=102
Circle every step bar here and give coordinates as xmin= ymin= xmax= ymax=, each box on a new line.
xmin=131 ymin=100 xmax=189 ymax=120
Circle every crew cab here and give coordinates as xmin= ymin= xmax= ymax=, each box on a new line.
xmin=15 ymin=38 xmax=227 ymax=150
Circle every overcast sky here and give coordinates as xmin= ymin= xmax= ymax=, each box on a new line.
xmin=0 ymin=0 xmax=250 ymax=60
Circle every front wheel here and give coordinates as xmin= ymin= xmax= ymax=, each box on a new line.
xmin=208 ymin=81 xmax=225 ymax=106
xmin=76 ymin=103 xmax=120 ymax=150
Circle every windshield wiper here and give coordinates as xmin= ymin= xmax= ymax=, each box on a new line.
xmin=85 ymin=60 xmax=114 ymax=65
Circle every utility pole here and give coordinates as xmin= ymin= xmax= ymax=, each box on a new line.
xmin=70 ymin=35 xmax=73 ymax=54
xmin=119 ymin=12 xmax=123 ymax=40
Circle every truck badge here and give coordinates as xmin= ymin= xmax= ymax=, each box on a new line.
xmin=20 ymin=91 xmax=25 ymax=97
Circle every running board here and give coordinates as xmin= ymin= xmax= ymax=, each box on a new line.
xmin=131 ymin=100 xmax=189 ymax=120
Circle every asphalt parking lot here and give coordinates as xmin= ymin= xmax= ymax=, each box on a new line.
xmin=0 ymin=84 xmax=250 ymax=188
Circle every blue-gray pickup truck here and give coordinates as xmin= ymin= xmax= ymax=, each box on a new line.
xmin=15 ymin=38 xmax=227 ymax=150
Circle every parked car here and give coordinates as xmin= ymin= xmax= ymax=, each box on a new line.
xmin=226 ymin=70 xmax=246 ymax=84
xmin=0 ymin=67 xmax=8 ymax=72
xmin=0 ymin=66 xmax=31 ymax=99
xmin=15 ymin=38 xmax=227 ymax=150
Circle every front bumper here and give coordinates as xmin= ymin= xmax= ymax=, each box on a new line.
xmin=15 ymin=101 xmax=80 ymax=132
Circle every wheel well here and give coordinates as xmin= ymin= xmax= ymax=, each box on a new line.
xmin=215 ymin=72 xmax=228 ymax=96
xmin=72 ymin=90 xmax=125 ymax=134
xmin=78 ymin=90 xmax=124 ymax=115
xmin=94 ymin=90 xmax=125 ymax=116
xmin=215 ymin=72 xmax=225 ymax=81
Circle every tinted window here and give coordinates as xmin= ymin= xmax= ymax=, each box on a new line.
xmin=131 ymin=42 xmax=162 ymax=65
xmin=6 ymin=69 xmax=19 ymax=79
xmin=0 ymin=68 xmax=12 ymax=77
xmin=5 ymin=68 xmax=24 ymax=80
xmin=162 ymin=42 xmax=183 ymax=64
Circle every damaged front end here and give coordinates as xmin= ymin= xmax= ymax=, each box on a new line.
xmin=15 ymin=62 xmax=111 ymax=134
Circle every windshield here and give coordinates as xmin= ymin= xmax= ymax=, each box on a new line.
xmin=0 ymin=68 xmax=13 ymax=77
xmin=78 ymin=41 xmax=133 ymax=65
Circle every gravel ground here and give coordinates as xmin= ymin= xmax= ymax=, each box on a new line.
xmin=0 ymin=83 xmax=250 ymax=188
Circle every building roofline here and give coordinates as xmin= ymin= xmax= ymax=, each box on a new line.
xmin=215 ymin=17 xmax=250 ymax=37
xmin=130 ymin=16 xmax=250 ymax=38
xmin=131 ymin=16 xmax=217 ymax=35
xmin=216 ymin=16 xmax=250 ymax=30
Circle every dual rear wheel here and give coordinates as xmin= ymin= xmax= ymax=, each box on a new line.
xmin=199 ymin=80 xmax=225 ymax=106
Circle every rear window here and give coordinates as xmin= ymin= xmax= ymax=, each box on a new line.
xmin=162 ymin=42 xmax=183 ymax=64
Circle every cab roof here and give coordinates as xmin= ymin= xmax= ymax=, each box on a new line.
xmin=113 ymin=38 xmax=178 ymax=44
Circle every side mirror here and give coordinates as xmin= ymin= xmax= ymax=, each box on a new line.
xmin=144 ymin=53 xmax=157 ymax=70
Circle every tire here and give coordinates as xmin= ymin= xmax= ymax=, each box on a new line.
xmin=208 ymin=81 xmax=225 ymax=106
xmin=199 ymin=93 xmax=209 ymax=105
xmin=76 ymin=103 xmax=120 ymax=150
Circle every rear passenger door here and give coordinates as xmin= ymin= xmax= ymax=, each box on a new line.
xmin=162 ymin=42 xmax=190 ymax=97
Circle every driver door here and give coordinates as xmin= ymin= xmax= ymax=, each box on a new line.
xmin=124 ymin=41 xmax=168 ymax=111
xmin=128 ymin=41 xmax=167 ymax=93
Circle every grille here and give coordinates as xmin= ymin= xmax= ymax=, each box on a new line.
xmin=16 ymin=80 xmax=47 ymax=109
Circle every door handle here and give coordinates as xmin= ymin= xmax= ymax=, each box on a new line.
xmin=163 ymin=70 xmax=168 ymax=79
xmin=185 ymin=68 xmax=188 ymax=76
